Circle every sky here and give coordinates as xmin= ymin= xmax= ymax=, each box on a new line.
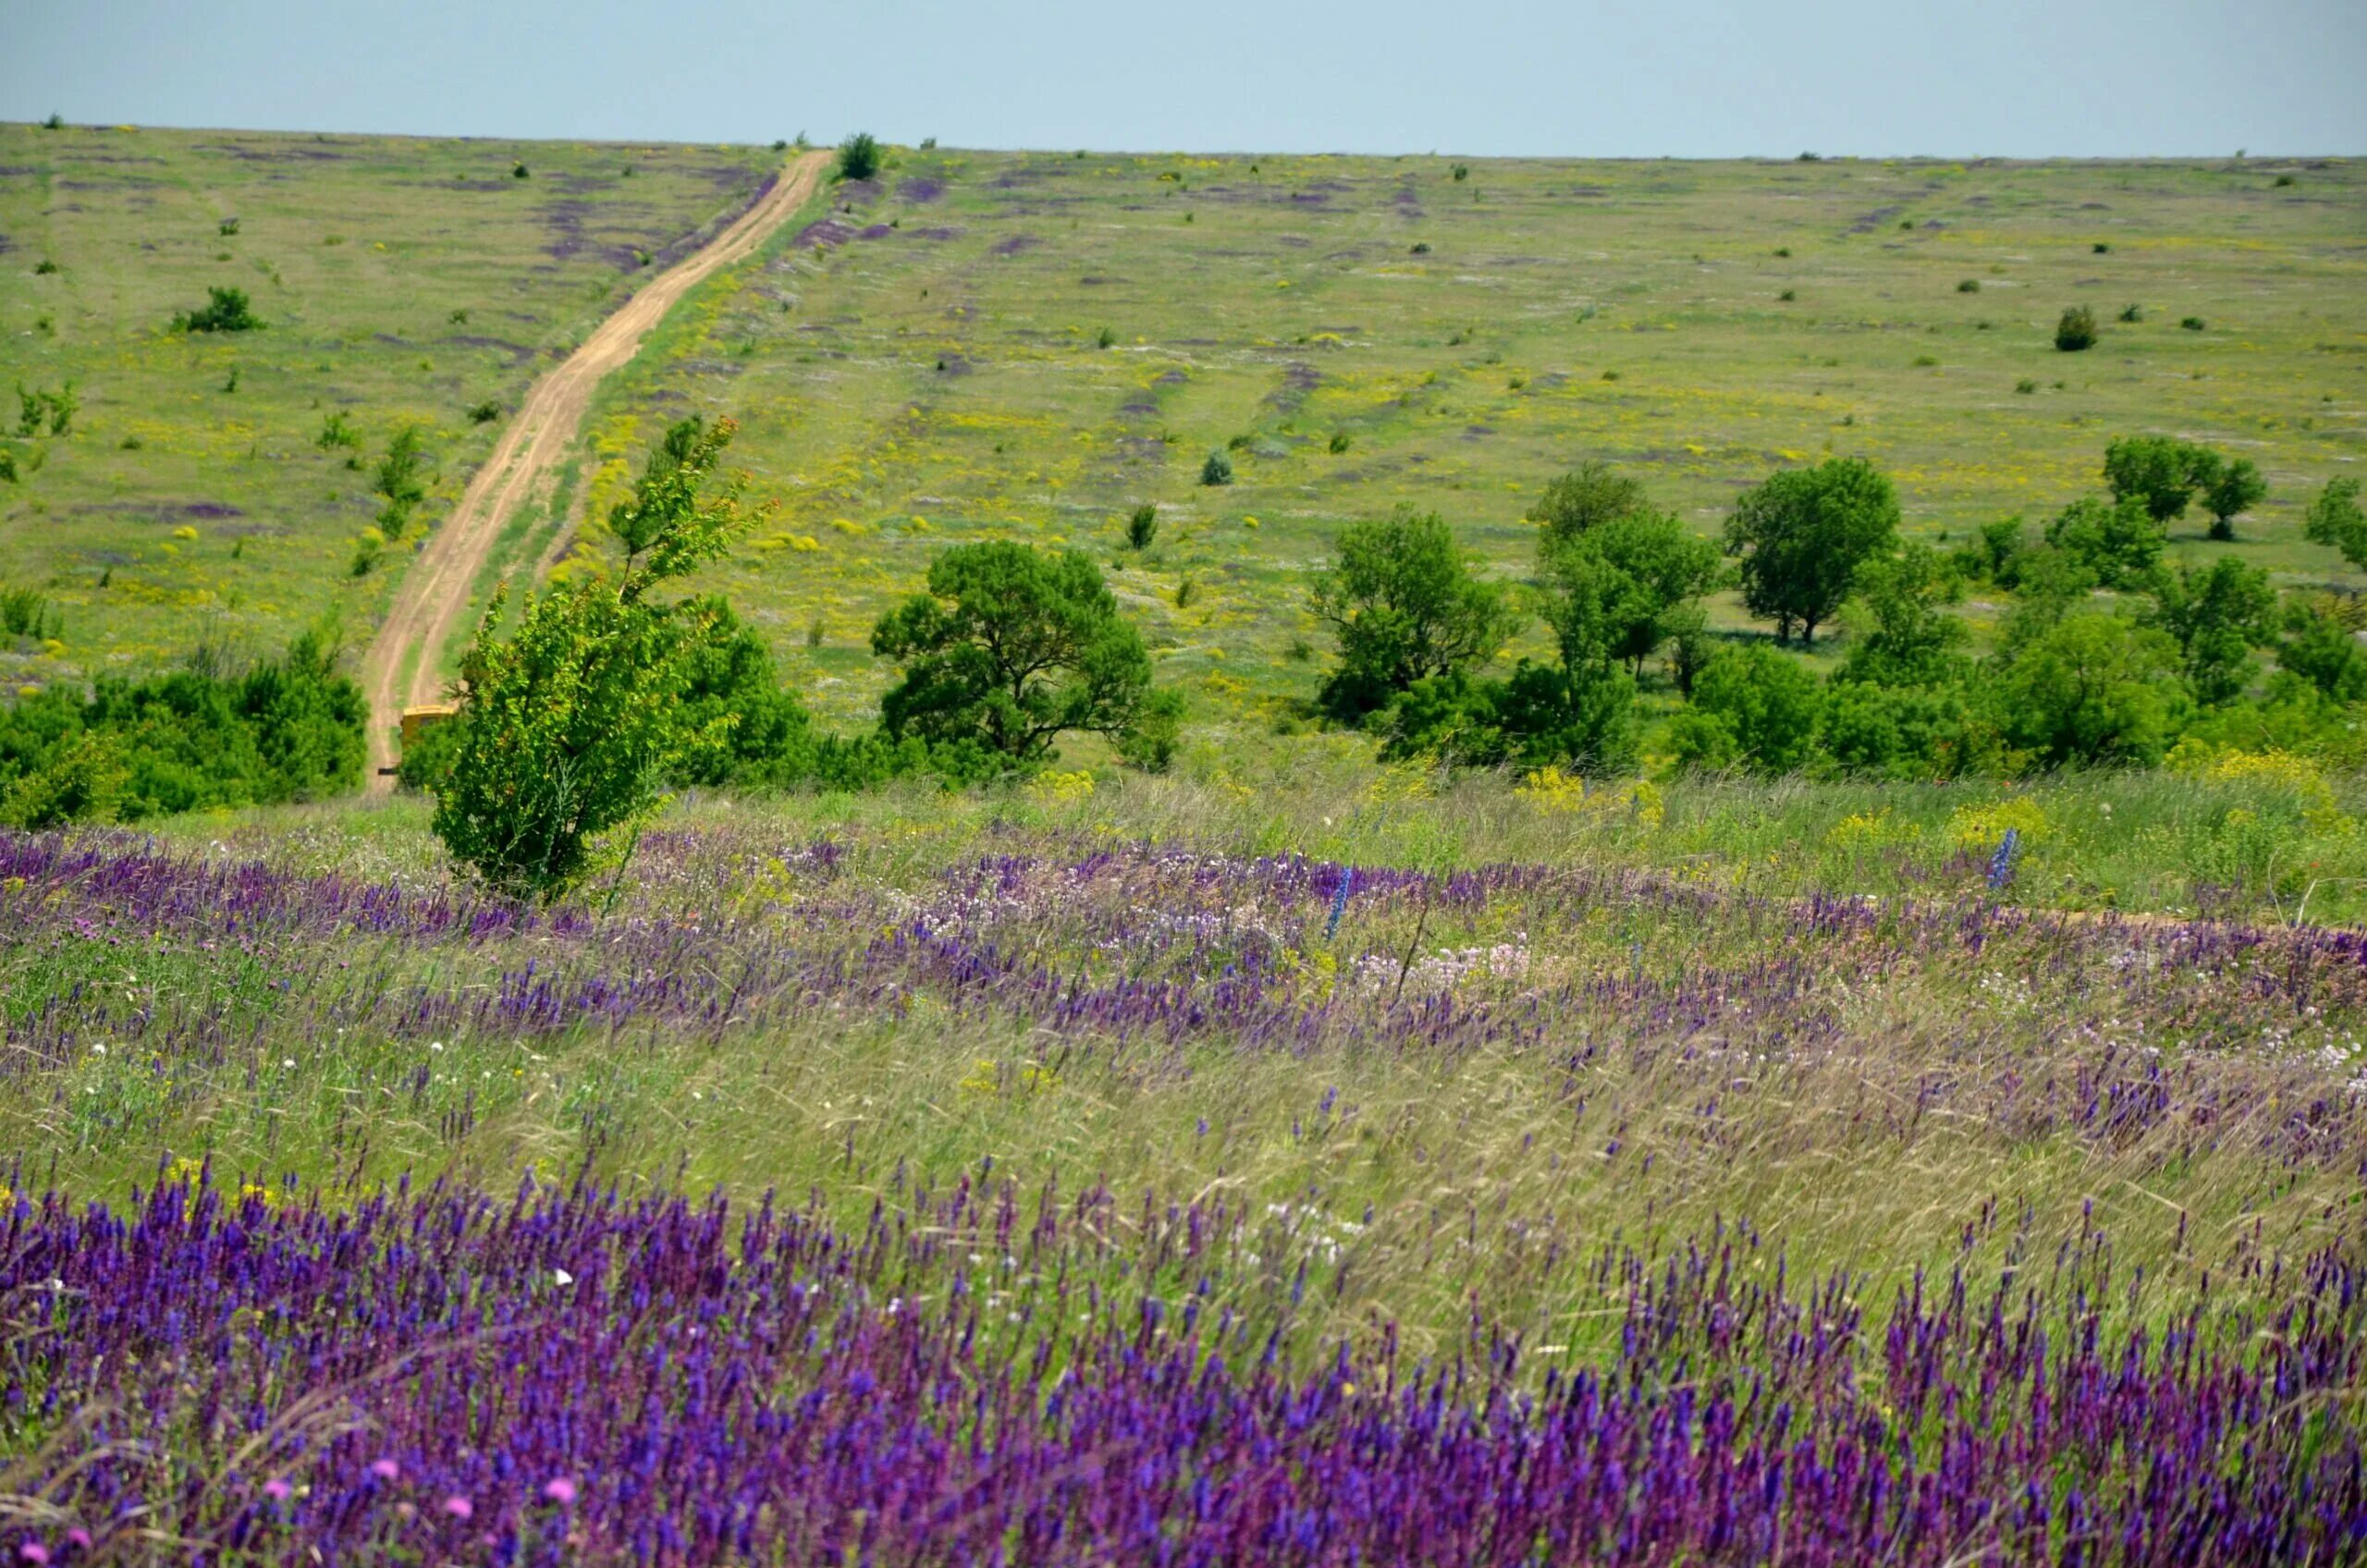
xmin=5 ymin=0 xmax=2363 ymax=158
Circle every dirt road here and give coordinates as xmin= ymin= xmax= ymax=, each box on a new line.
xmin=361 ymin=152 xmax=828 ymax=787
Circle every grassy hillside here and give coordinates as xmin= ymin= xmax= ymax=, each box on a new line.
xmin=0 ymin=122 xmax=775 ymax=684
xmin=569 ymin=148 xmax=2367 ymax=724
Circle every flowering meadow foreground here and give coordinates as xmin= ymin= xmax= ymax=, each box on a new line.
xmin=3 ymin=787 xmax=2367 ymax=1563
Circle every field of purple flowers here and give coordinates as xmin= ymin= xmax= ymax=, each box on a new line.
xmin=3 ymin=804 xmax=2366 ymax=1562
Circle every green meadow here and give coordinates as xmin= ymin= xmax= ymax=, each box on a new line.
xmin=0 ymin=122 xmax=774 ymax=682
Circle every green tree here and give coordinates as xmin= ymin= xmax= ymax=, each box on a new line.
xmin=431 ymin=417 xmax=756 ymax=899
xmin=1384 ymin=662 xmax=1637 ymax=774
xmin=1993 ymin=611 xmax=2185 ymax=766
xmin=835 ymin=132 xmax=882 ymax=182
xmin=2147 ymin=556 xmax=2276 ymax=705
xmin=2201 ymin=457 xmax=2267 ymax=541
xmin=2303 ymin=477 xmax=2367 ymax=569
xmin=1838 ymin=543 xmax=1967 ymax=688
xmin=1540 ymin=507 xmax=1725 ymax=678
xmin=1723 ymin=458 xmax=1900 ymax=644
xmin=2279 ymin=594 xmax=2367 ymax=703
xmin=2103 ymin=435 xmax=2216 ymax=522
xmin=2054 ymin=306 xmax=2098 ymax=351
xmin=2044 ymin=495 xmax=2165 ymax=591
xmin=872 ymin=542 xmax=1181 ymax=769
xmin=1311 ymin=508 xmax=1515 ymax=722
xmin=1684 ymin=644 xmax=1824 ymax=774
xmin=1527 ymin=460 xmax=1650 ymax=551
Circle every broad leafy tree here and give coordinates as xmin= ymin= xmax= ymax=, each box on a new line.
xmin=2103 ymin=435 xmax=2216 ymax=522
xmin=2202 ymin=458 xmax=2267 ymax=541
xmin=1311 ymin=508 xmax=1515 ymax=722
xmin=2304 ymin=477 xmax=2367 ymax=569
xmin=1541 ymin=507 xmax=1725 ymax=677
xmin=1723 ymin=458 xmax=1900 ymax=644
xmin=2044 ymin=496 xmax=2165 ymax=591
xmin=1838 ymin=543 xmax=1967 ymax=688
xmin=2148 ymin=556 xmax=2276 ymax=705
xmin=1994 ymin=611 xmax=2186 ymax=766
xmin=872 ymin=542 xmax=1180 ymax=769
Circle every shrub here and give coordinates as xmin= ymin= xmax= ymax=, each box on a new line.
xmin=1541 ymin=500 xmax=1725 ymax=677
xmin=1838 ymin=543 xmax=1966 ymax=688
xmin=1956 ymin=278 xmax=1980 ymax=292
xmin=1993 ymin=611 xmax=2185 ymax=766
xmin=1409 ymin=242 xmax=1430 ymax=254
xmin=1123 ymin=503 xmax=1158 ymax=551
xmin=217 ymin=217 xmax=239 ymax=237
xmin=467 ymin=398 xmax=502 ymax=424
xmin=2149 ymin=556 xmax=2275 ymax=705
xmin=1451 ymin=164 xmax=1470 ymax=181
xmin=512 ymin=162 xmax=530 ymax=179
xmin=1094 ymin=326 xmax=1116 ymax=349
xmin=1723 ymin=457 xmax=1900 ymax=644
xmin=835 ymin=133 xmax=881 ymax=182
xmin=316 ymin=411 xmax=359 ymax=450
xmin=0 ymin=631 xmax=364 ymax=827
xmin=1821 ymin=682 xmax=1982 ymax=780
xmin=872 ymin=541 xmax=1180 ymax=771
xmin=32 ymin=259 xmax=58 ymax=276
xmin=0 ymin=587 xmax=57 ymax=641
xmin=1778 ymin=289 xmax=1796 ymax=302
xmin=2054 ymin=306 xmax=2098 ymax=351
xmin=41 ymin=114 xmax=63 ymax=130
xmin=173 ymin=286 xmax=262 ymax=334
xmin=1329 ymin=431 xmax=1352 ymax=454
xmin=1199 ymin=450 xmax=1233 ymax=486
xmin=2015 ymin=379 xmax=2038 ymax=394
xmin=433 ymin=419 xmax=756 ymax=899
xmin=2181 ymin=317 xmax=2205 ymax=331
xmin=2092 ymin=242 xmax=2111 ymax=253
xmin=1385 ymin=662 xmax=1637 ymax=774
xmin=1687 ymin=644 xmax=1824 ymax=774
xmin=2119 ymin=303 xmax=2142 ymax=322
xmin=2044 ymin=495 xmax=2165 ymax=591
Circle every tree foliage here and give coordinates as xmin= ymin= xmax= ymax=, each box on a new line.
xmin=2148 ymin=557 xmax=2277 ymax=705
xmin=2304 ymin=477 xmax=2367 ymax=570
xmin=1723 ymin=458 xmax=1900 ymax=644
xmin=872 ymin=542 xmax=1181 ymax=771
xmin=0 ymin=632 xmax=362 ymax=828
xmin=1311 ymin=508 xmax=1515 ymax=723
xmin=431 ymin=418 xmax=758 ymax=900
xmin=2044 ymin=496 xmax=2165 ymax=591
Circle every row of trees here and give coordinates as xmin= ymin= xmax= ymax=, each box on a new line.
xmin=1307 ymin=446 xmax=2355 ymax=781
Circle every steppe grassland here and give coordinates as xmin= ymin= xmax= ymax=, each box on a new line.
xmin=0 ymin=124 xmax=773 ymax=684
xmin=575 ymin=150 xmax=2367 ymax=728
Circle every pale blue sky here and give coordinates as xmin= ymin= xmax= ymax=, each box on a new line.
xmin=5 ymin=0 xmax=2362 ymax=156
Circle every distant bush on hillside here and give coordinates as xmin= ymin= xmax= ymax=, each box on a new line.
xmin=1200 ymin=450 xmax=1233 ymax=486
xmin=173 ymin=287 xmax=262 ymax=334
xmin=836 ymin=133 xmax=881 ymax=182
xmin=2054 ymin=306 xmax=2097 ymax=351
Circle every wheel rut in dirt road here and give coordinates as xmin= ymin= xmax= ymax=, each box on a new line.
xmin=360 ymin=151 xmax=829 ymax=789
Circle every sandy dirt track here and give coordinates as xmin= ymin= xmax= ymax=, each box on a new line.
xmin=360 ymin=152 xmax=828 ymax=786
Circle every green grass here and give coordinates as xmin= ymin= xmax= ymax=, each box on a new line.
xmin=0 ymin=122 xmax=774 ymax=684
